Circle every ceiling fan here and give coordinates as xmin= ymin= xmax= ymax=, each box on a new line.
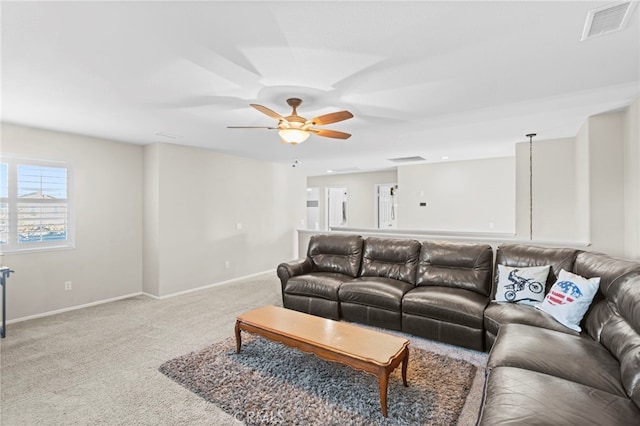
xmin=228 ymin=98 xmax=353 ymax=144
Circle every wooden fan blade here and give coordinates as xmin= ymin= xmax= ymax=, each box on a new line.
xmin=250 ymin=104 xmax=284 ymax=120
xmin=309 ymin=128 xmax=351 ymax=139
xmin=307 ymin=110 xmax=353 ymax=126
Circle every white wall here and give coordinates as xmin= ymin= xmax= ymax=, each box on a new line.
xmin=515 ymin=137 xmax=577 ymax=242
xmin=398 ymin=158 xmax=515 ymax=233
xmin=575 ymin=121 xmax=591 ymax=244
xmin=144 ymin=143 xmax=306 ymax=297
xmin=0 ymin=124 xmax=143 ymax=319
xmin=0 ymin=125 xmax=306 ymax=317
xmin=307 ymin=170 xmax=397 ymax=230
xmin=587 ymin=112 xmax=626 ymax=257
xmin=142 ymin=144 xmax=160 ymax=296
xmin=624 ymin=97 xmax=640 ymax=260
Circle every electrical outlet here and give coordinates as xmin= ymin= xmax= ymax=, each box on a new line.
xmin=64 ymin=281 xmax=72 ymax=291
xmin=224 ymin=261 xmax=230 ymax=269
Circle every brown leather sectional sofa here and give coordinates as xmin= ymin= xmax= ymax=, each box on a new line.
xmin=276 ymin=233 xmax=640 ymax=424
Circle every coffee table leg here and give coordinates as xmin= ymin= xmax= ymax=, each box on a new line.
xmin=379 ymin=372 xmax=389 ymax=417
xmin=402 ymin=347 xmax=409 ymax=387
xmin=234 ymin=321 xmax=242 ymax=353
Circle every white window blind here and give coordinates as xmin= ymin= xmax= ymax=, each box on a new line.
xmin=0 ymin=163 xmax=8 ymax=245
xmin=0 ymin=158 xmax=73 ymax=253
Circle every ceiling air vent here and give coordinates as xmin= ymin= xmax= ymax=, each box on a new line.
xmin=581 ymin=2 xmax=638 ymax=41
xmin=388 ymin=156 xmax=426 ymax=164
xmin=154 ymin=131 xmax=181 ymax=139
xmin=328 ymin=167 xmax=361 ymax=174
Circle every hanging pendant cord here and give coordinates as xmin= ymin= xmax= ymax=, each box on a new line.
xmin=526 ymin=133 xmax=536 ymax=240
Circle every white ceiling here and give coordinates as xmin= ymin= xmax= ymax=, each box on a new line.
xmin=2 ymin=1 xmax=639 ymax=176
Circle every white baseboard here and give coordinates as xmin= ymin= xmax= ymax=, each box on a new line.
xmin=142 ymin=269 xmax=275 ymax=300
xmin=7 ymin=292 xmax=143 ymax=324
xmin=6 ymin=270 xmax=275 ymax=324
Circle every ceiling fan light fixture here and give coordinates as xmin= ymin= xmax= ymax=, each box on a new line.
xmin=279 ymin=128 xmax=310 ymax=144
xmin=234 ymin=98 xmax=353 ymax=142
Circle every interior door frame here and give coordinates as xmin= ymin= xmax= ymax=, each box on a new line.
xmin=375 ymin=183 xmax=398 ymax=229
xmin=326 ymin=187 xmax=348 ymax=230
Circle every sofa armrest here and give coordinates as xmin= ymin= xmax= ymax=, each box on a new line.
xmin=277 ymin=258 xmax=313 ymax=285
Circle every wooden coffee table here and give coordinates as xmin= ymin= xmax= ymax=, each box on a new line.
xmin=234 ymin=305 xmax=409 ymax=417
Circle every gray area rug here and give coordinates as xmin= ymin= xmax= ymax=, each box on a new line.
xmin=159 ymin=334 xmax=477 ymax=425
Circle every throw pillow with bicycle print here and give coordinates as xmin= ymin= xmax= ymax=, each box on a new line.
xmin=495 ymin=264 xmax=550 ymax=305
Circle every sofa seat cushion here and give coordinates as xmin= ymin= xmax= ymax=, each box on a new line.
xmin=338 ymin=277 xmax=413 ymax=311
xmin=479 ymin=366 xmax=640 ymax=426
xmin=484 ymin=301 xmax=579 ymax=337
xmin=402 ymin=286 xmax=487 ymax=329
xmin=489 ymin=323 xmax=627 ymax=397
xmin=285 ymin=272 xmax=353 ymax=301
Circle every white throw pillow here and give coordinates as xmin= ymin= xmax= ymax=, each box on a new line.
xmin=495 ymin=265 xmax=549 ymax=305
xmin=536 ymin=269 xmax=600 ymax=332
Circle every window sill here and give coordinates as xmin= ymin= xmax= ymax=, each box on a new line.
xmin=1 ymin=243 xmax=75 ymax=256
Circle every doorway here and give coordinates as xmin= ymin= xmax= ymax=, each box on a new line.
xmin=376 ymin=183 xmax=398 ymax=229
xmin=306 ymin=187 xmax=320 ymax=230
xmin=326 ymin=187 xmax=348 ymax=229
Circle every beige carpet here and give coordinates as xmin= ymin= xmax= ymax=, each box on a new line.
xmin=0 ymin=273 xmax=487 ymax=425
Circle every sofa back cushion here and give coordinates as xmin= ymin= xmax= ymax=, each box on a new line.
xmin=307 ymin=234 xmax=363 ymax=277
xmin=586 ymin=275 xmax=640 ymax=408
xmin=574 ymin=251 xmax=640 ymax=300
xmin=578 ymin=251 xmax=640 ymax=339
xmin=613 ymin=278 xmax=640 ymax=409
xmin=492 ymin=244 xmax=579 ymax=299
xmin=359 ymin=237 xmax=421 ymax=284
xmin=575 ymin=252 xmax=640 ymax=408
xmin=416 ymin=241 xmax=493 ymax=296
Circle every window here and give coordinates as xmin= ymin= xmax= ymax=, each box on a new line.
xmin=0 ymin=157 xmax=73 ymax=253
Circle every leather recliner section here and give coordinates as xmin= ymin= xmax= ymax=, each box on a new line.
xmin=277 ymin=234 xmax=364 ymax=320
xmin=339 ymin=237 xmax=421 ymax=330
xmin=483 ymin=244 xmax=580 ymax=349
xmin=402 ymin=241 xmax=493 ymax=351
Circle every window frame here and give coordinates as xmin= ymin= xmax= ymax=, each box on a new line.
xmin=0 ymin=155 xmax=75 ymax=254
